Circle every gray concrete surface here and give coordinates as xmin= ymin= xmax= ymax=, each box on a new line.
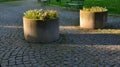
xmin=0 ymin=0 xmax=120 ymax=67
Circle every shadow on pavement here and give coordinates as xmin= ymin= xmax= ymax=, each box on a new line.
xmin=0 ymin=25 xmax=120 ymax=45
xmin=55 ymin=33 xmax=120 ymax=45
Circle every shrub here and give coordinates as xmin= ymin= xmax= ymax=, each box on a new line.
xmin=24 ymin=9 xmax=59 ymax=20
xmin=82 ymin=6 xmax=108 ymax=12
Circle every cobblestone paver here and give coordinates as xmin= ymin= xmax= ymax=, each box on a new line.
xmin=0 ymin=0 xmax=120 ymax=67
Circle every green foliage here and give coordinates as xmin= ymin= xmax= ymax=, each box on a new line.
xmin=0 ymin=0 xmax=18 ymax=2
xmin=24 ymin=9 xmax=59 ymax=20
xmin=43 ymin=10 xmax=59 ymax=19
xmin=50 ymin=0 xmax=120 ymax=14
xmin=82 ymin=6 xmax=107 ymax=12
xmin=84 ymin=0 xmax=120 ymax=14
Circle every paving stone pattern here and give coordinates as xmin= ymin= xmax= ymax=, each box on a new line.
xmin=0 ymin=0 xmax=120 ymax=67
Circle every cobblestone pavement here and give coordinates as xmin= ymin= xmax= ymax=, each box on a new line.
xmin=0 ymin=0 xmax=120 ymax=67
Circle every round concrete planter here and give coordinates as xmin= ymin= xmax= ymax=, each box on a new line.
xmin=23 ymin=17 xmax=59 ymax=43
xmin=80 ymin=10 xmax=108 ymax=29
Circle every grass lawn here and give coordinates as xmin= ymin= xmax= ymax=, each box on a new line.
xmin=49 ymin=0 xmax=120 ymax=14
xmin=84 ymin=0 xmax=120 ymax=14
xmin=0 ymin=0 xmax=19 ymax=2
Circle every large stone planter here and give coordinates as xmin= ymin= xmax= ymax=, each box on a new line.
xmin=23 ymin=17 xmax=59 ymax=43
xmin=80 ymin=10 xmax=108 ymax=29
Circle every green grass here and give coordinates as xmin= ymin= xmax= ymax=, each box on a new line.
xmin=1 ymin=0 xmax=120 ymax=14
xmin=84 ymin=0 xmax=120 ymax=14
xmin=0 ymin=0 xmax=19 ymax=2
xmin=49 ymin=0 xmax=83 ymax=9
xmin=49 ymin=0 xmax=120 ymax=14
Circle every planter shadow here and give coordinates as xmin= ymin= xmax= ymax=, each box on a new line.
xmin=54 ymin=33 xmax=120 ymax=45
xmin=104 ymin=23 xmax=120 ymax=29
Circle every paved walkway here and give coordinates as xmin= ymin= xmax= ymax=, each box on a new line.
xmin=0 ymin=0 xmax=120 ymax=67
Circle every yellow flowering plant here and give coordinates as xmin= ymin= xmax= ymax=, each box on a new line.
xmin=24 ymin=9 xmax=59 ymax=20
xmin=82 ymin=6 xmax=108 ymax=12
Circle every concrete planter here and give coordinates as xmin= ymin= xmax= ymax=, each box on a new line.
xmin=23 ymin=17 xmax=59 ymax=43
xmin=80 ymin=10 xmax=108 ymax=29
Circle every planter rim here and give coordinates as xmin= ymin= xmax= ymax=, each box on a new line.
xmin=80 ymin=10 xmax=108 ymax=13
xmin=23 ymin=17 xmax=59 ymax=21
